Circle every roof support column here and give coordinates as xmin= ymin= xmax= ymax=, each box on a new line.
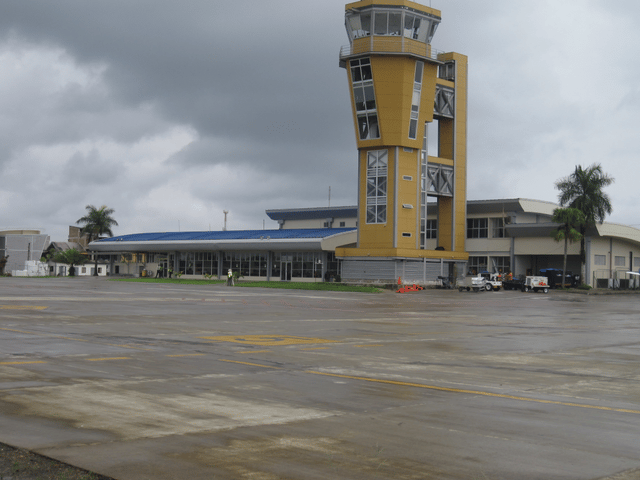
xmin=321 ymin=252 xmax=328 ymax=282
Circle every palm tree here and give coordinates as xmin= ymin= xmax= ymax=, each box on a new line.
xmin=551 ymin=208 xmax=585 ymax=288
xmin=76 ymin=205 xmax=118 ymax=276
xmin=51 ymin=248 xmax=88 ymax=276
xmin=555 ymin=164 xmax=614 ymax=284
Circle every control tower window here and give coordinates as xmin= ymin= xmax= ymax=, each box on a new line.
xmin=374 ymin=11 xmax=402 ymax=36
xmin=404 ymin=14 xmax=420 ymax=39
xmin=347 ymin=12 xmax=371 ymax=39
xmin=346 ymin=10 xmax=437 ymax=43
xmin=353 ymin=84 xmax=375 ymax=111
xmin=351 ymin=58 xmax=372 ymax=82
xmin=350 ymin=58 xmax=380 ymax=140
xmin=404 ymin=14 xmax=434 ymax=43
xmin=358 ymin=114 xmax=379 ymax=140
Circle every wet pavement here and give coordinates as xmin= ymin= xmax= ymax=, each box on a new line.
xmin=1 ymin=277 xmax=640 ymax=479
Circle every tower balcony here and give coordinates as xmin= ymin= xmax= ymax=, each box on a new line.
xmin=339 ymin=36 xmax=443 ymax=67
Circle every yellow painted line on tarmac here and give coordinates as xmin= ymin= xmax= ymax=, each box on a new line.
xmin=59 ymin=337 xmax=90 ymax=342
xmin=219 ymin=359 xmax=281 ymax=369
xmin=0 ymin=361 xmax=47 ymax=365
xmin=166 ymin=353 xmax=207 ymax=357
xmin=353 ymin=344 xmax=383 ymax=348
xmin=0 ymin=305 xmax=47 ymax=310
xmin=201 ymin=335 xmax=338 ymax=346
xmin=107 ymin=344 xmax=155 ymax=351
xmin=0 ymin=327 xmax=40 ymax=335
xmin=87 ymin=357 xmax=132 ymax=362
xmin=305 ymin=371 xmax=640 ymax=416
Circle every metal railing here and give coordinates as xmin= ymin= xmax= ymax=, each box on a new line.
xmin=592 ymin=268 xmax=640 ymax=289
xmin=340 ymin=37 xmax=443 ymax=61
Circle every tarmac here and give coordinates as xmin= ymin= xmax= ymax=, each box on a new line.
xmin=1 ymin=277 xmax=640 ymax=479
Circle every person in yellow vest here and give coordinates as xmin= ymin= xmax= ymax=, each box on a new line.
xmin=227 ymin=269 xmax=233 ymax=286
xmin=156 ymin=265 xmax=163 ymax=278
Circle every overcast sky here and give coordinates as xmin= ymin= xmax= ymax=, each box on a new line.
xmin=1 ymin=0 xmax=638 ymax=240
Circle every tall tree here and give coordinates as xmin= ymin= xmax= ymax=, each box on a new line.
xmin=51 ymin=248 xmax=88 ymax=276
xmin=555 ymin=164 xmax=614 ymax=284
xmin=551 ymin=208 xmax=584 ymax=288
xmin=76 ymin=205 xmax=118 ymax=276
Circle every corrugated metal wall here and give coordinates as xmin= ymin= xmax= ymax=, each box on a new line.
xmin=3 ymin=234 xmax=49 ymax=273
xmin=342 ymin=258 xmax=456 ymax=284
xmin=342 ymin=259 xmax=397 ymax=282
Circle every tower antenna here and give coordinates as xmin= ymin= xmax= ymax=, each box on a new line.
xmin=223 ymin=210 xmax=229 ymax=231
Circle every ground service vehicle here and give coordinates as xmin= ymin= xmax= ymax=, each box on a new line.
xmin=539 ymin=268 xmax=576 ymax=288
xmin=480 ymin=272 xmax=502 ymax=291
xmin=437 ymin=275 xmax=453 ymax=289
xmin=458 ymin=276 xmax=488 ymax=292
xmin=502 ymin=276 xmax=525 ymax=291
xmin=523 ymin=276 xmax=549 ymax=293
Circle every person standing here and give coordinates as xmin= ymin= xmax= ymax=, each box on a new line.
xmin=156 ymin=264 xmax=163 ymax=278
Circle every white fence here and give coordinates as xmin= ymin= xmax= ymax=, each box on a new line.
xmin=12 ymin=260 xmax=48 ymax=277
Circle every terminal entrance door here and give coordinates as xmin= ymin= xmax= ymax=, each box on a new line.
xmin=280 ymin=255 xmax=292 ymax=281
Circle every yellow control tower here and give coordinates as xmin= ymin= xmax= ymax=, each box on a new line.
xmin=336 ymin=0 xmax=468 ymax=282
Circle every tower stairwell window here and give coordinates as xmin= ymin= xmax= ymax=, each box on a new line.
xmin=350 ymin=58 xmax=380 ymax=140
xmin=366 ymin=150 xmax=388 ymax=224
xmin=409 ymin=61 xmax=424 ymax=139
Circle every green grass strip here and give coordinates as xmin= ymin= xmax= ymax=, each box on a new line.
xmin=109 ymin=277 xmax=381 ymax=292
xmin=111 ymin=278 xmax=226 ymax=285
xmin=233 ymin=281 xmax=382 ymax=293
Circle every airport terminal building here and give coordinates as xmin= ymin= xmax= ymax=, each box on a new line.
xmin=88 ymin=199 xmax=640 ymax=287
xmin=89 ymin=212 xmax=357 ymax=282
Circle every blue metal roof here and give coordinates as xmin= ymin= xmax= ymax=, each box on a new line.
xmin=265 ymin=206 xmax=357 ymax=221
xmin=96 ymin=228 xmax=356 ymax=243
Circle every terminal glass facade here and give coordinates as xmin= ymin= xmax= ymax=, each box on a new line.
xmin=103 ymin=249 xmax=340 ymax=282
